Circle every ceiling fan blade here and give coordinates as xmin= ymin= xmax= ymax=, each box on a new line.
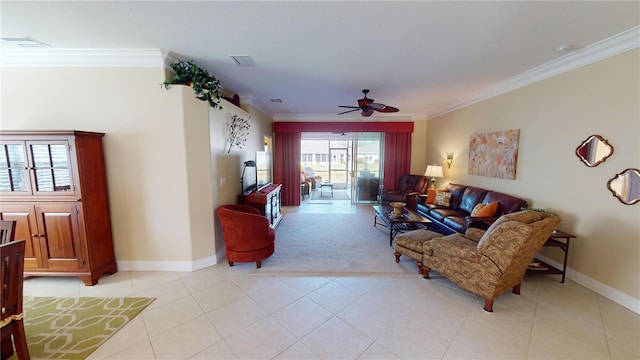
xmin=369 ymin=103 xmax=386 ymax=110
xmin=375 ymin=106 xmax=399 ymax=113
xmin=337 ymin=108 xmax=361 ymax=115
xmin=361 ymin=107 xmax=375 ymax=117
xmin=338 ymin=105 xmax=360 ymax=109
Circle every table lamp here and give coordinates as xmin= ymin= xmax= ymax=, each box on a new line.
xmin=424 ymin=165 xmax=443 ymax=190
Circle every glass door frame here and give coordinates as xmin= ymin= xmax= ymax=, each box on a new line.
xmin=350 ymin=133 xmax=384 ymax=204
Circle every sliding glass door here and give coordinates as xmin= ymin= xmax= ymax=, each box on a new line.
xmin=351 ymin=133 xmax=383 ymax=204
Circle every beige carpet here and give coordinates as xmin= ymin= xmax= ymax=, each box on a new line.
xmin=249 ymin=210 xmax=419 ymax=277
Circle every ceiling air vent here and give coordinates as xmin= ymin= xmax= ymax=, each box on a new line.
xmin=270 ymin=99 xmax=283 ymax=103
xmin=230 ymin=55 xmax=256 ymax=66
xmin=1 ymin=37 xmax=50 ymax=48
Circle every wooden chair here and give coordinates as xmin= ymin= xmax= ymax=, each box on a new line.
xmin=0 ymin=220 xmax=16 ymax=245
xmin=1 ymin=239 xmax=30 ymax=359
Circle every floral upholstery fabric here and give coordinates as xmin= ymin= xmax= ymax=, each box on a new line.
xmin=422 ymin=210 xmax=560 ymax=301
xmin=394 ymin=230 xmax=442 ymax=262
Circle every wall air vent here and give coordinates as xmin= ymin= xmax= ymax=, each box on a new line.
xmin=270 ymin=99 xmax=283 ymax=103
xmin=1 ymin=37 xmax=51 ymax=48
xmin=230 ymin=55 xmax=256 ymax=66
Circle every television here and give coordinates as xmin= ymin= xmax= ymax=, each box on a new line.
xmin=255 ymin=151 xmax=272 ymax=190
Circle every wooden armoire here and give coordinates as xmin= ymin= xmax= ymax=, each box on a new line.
xmin=0 ymin=130 xmax=116 ymax=285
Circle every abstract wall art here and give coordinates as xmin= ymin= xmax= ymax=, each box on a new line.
xmin=468 ymin=129 xmax=520 ymax=179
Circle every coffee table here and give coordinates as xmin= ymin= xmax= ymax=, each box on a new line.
xmin=373 ymin=205 xmax=432 ymax=246
xmin=320 ymin=183 xmax=333 ymax=197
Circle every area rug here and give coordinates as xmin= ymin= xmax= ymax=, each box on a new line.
xmin=309 ymin=189 xmax=350 ymax=202
xmin=250 ymin=210 xmax=418 ymax=277
xmin=22 ymin=296 xmax=154 ymax=360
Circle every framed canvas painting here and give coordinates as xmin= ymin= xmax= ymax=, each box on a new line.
xmin=468 ymin=129 xmax=520 ymax=179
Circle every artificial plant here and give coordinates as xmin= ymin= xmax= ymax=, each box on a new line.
xmin=162 ymin=60 xmax=223 ymax=109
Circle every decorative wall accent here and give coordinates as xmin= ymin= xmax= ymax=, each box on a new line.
xmin=607 ymin=168 xmax=640 ymax=205
xmin=468 ymin=129 xmax=520 ymax=179
xmin=575 ymin=134 xmax=614 ymax=167
xmin=224 ymin=114 xmax=250 ymax=153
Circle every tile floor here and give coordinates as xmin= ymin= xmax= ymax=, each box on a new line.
xmin=21 ymin=196 xmax=640 ymax=359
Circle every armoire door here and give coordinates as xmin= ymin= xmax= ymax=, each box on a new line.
xmin=35 ymin=203 xmax=85 ymax=271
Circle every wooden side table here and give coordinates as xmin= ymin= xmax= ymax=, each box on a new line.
xmin=527 ymin=229 xmax=576 ymax=283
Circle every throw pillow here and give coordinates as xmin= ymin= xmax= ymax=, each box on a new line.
xmin=470 ymin=203 xmax=485 ymax=216
xmin=434 ymin=191 xmax=451 ymax=207
xmin=426 ymin=189 xmax=436 ymax=204
xmin=476 ymin=201 xmax=499 ymax=217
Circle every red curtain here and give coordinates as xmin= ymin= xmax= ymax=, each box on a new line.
xmin=274 ymin=132 xmax=302 ymax=206
xmin=382 ymin=132 xmax=412 ymax=191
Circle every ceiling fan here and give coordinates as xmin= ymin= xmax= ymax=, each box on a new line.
xmin=337 ymin=89 xmax=399 ymax=117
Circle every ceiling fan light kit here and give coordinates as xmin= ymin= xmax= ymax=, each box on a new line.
xmin=337 ymin=89 xmax=399 ymax=117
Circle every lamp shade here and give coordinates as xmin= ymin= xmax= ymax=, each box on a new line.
xmin=424 ymin=165 xmax=443 ymax=178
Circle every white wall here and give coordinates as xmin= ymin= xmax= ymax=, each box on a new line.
xmin=425 ymin=49 xmax=640 ymax=311
xmin=209 ymin=99 xmax=275 ymax=256
xmin=1 ymin=67 xmax=217 ymax=270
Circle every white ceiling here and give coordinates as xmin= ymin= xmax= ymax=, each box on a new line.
xmin=2 ymin=1 xmax=639 ymax=120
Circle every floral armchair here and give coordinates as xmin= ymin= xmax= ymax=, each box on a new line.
xmin=422 ymin=210 xmax=560 ymax=312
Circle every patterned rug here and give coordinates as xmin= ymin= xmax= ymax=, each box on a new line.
xmin=21 ymin=296 xmax=154 ymax=359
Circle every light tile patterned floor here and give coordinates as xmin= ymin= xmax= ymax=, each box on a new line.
xmin=21 ymin=197 xmax=640 ymax=359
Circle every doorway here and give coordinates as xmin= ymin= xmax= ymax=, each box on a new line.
xmin=301 ymin=132 xmax=383 ymax=205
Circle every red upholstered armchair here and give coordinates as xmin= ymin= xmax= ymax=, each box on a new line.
xmin=381 ymin=174 xmax=429 ymax=210
xmin=216 ymin=204 xmax=276 ymax=268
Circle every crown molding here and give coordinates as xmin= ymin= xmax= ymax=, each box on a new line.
xmin=0 ymin=48 xmax=167 ymax=67
xmin=430 ymin=26 xmax=640 ymax=118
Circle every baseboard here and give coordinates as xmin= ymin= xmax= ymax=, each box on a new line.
xmin=116 ymin=251 xmax=223 ymax=272
xmin=536 ymin=254 xmax=640 ymax=314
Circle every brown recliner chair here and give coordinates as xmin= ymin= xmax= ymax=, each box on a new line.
xmin=422 ymin=210 xmax=560 ymax=312
xmin=381 ymin=174 xmax=428 ymax=210
xmin=216 ymin=204 xmax=276 ymax=268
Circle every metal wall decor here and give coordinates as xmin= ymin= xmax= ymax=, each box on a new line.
xmin=575 ymin=135 xmax=613 ymax=167
xmin=607 ymin=168 xmax=640 ymax=205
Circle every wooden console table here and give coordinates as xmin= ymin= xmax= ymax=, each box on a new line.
xmin=244 ymin=184 xmax=282 ymax=229
xmin=527 ymin=229 xmax=576 ymax=283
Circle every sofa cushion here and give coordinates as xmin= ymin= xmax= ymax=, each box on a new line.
xmin=434 ymin=191 xmax=451 ymax=206
xmin=459 ymin=187 xmax=488 ymax=214
xmin=417 ymin=202 xmax=442 ymax=216
xmin=398 ymin=174 xmax=428 ymax=193
xmin=430 ymin=208 xmax=467 ymax=222
xmin=443 ymin=216 xmax=465 ymax=233
xmin=483 ymin=191 xmax=528 ymax=216
xmin=477 ymin=201 xmax=498 ymax=217
xmin=445 ymin=183 xmax=468 ymax=210
xmin=426 ymin=189 xmax=436 ymax=204
xmin=470 ymin=203 xmax=485 ymax=216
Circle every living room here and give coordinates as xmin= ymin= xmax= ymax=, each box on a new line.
xmin=1 ymin=2 xmax=639 ymax=358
